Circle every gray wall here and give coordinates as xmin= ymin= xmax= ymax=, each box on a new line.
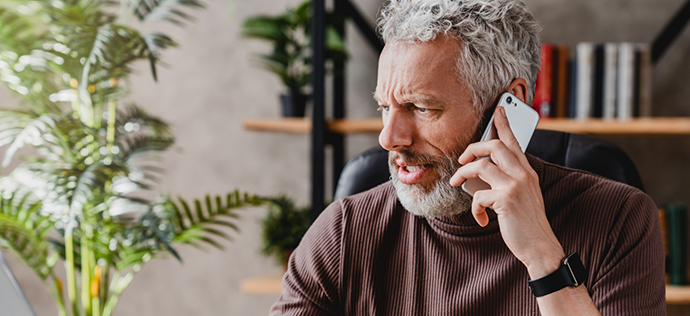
xmin=2 ymin=0 xmax=689 ymax=315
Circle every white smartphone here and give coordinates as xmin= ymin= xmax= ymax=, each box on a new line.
xmin=461 ymin=92 xmax=540 ymax=195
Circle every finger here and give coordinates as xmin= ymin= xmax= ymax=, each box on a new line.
xmin=493 ymin=106 xmax=532 ymax=170
xmin=458 ymin=139 xmax=515 ymax=165
xmin=493 ymin=106 xmax=522 ymax=154
xmin=458 ymin=140 xmax=525 ymax=180
xmin=471 ymin=190 xmax=492 ymax=227
xmin=449 ymin=157 xmax=511 ymax=188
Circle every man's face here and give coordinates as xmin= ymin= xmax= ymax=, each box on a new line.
xmin=374 ymin=36 xmax=480 ymax=217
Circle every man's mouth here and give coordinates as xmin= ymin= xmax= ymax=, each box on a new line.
xmin=396 ymin=161 xmax=432 ymax=184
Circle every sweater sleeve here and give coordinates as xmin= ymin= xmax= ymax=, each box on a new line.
xmin=269 ymin=200 xmax=344 ymax=316
xmin=589 ymin=190 xmax=666 ymax=316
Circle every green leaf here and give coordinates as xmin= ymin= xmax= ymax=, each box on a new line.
xmin=241 ymin=16 xmax=291 ymax=43
xmin=194 ymin=199 xmax=204 ymax=222
xmin=177 ymin=197 xmax=194 ymax=225
xmin=210 ymin=219 xmax=239 ymax=232
xmin=134 ymin=0 xmax=205 ymax=26
xmin=170 ymin=192 xmax=261 ymax=252
xmin=0 ymin=200 xmax=54 ymax=279
xmin=260 ymin=195 xmax=311 ymax=264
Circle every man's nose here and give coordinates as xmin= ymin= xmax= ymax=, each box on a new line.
xmin=378 ymin=109 xmax=413 ymax=151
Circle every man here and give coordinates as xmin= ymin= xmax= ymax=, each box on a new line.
xmin=271 ymin=0 xmax=665 ymax=315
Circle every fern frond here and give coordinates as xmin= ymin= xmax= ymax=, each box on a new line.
xmin=115 ymin=103 xmax=172 ymax=139
xmin=0 ymin=7 xmax=45 ymax=51
xmin=132 ymin=0 xmax=205 ymax=26
xmin=1 ymin=112 xmax=96 ymax=167
xmin=164 ymin=192 xmax=262 ymax=251
xmin=0 ymin=109 xmax=34 ymax=149
xmin=116 ymin=134 xmax=174 ymax=162
xmin=2 ymin=114 xmax=58 ymax=167
xmin=67 ymin=162 xmax=126 ymax=220
xmin=0 ymin=190 xmax=55 ymax=279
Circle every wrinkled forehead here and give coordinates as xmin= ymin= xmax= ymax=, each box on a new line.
xmin=375 ymin=37 xmax=464 ymax=94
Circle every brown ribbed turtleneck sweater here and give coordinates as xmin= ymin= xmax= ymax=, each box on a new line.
xmin=270 ymin=156 xmax=666 ymax=315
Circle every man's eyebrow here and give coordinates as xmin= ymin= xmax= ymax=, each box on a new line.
xmin=403 ymin=94 xmax=445 ymax=107
xmin=372 ymin=93 xmax=444 ymax=106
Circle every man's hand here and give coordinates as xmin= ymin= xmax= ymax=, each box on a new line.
xmin=449 ymin=106 xmax=601 ymax=315
xmin=449 ymin=106 xmax=564 ymax=278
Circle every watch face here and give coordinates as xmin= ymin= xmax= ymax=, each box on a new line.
xmin=564 ymin=252 xmax=588 ymax=286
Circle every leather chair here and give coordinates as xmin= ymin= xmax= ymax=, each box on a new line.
xmin=334 ymin=129 xmax=644 ymax=200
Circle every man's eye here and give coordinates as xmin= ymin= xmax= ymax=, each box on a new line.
xmin=377 ymin=105 xmax=390 ymax=112
xmin=417 ymin=107 xmax=429 ymax=113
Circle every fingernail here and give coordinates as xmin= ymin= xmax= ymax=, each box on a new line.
xmin=500 ymin=106 xmax=507 ymax=117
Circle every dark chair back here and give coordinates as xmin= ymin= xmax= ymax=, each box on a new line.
xmin=334 ymin=129 xmax=644 ymax=200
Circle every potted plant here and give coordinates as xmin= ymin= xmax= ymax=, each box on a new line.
xmin=0 ymin=1 xmax=263 ymax=316
xmin=260 ymin=196 xmax=311 ymax=270
xmin=241 ymin=0 xmax=348 ymax=117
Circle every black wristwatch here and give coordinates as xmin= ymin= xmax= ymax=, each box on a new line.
xmin=528 ymin=252 xmax=588 ymax=297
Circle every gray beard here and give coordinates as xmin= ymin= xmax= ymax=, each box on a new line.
xmin=388 ymin=150 xmax=473 ymax=218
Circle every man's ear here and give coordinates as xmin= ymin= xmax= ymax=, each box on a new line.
xmin=507 ymin=78 xmax=529 ymax=103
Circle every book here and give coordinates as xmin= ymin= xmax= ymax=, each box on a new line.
xmin=666 ymin=203 xmax=687 ymax=285
xmin=636 ymin=43 xmax=653 ymax=117
xmin=533 ymin=43 xmax=553 ymax=118
xmin=659 ymin=208 xmax=670 ymax=284
xmin=568 ymin=58 xmax=578 ymax=118
xmin=602 ymin=43 xmax=618 ymax=120
xmin=616 ymin=43 xmax=635 ymax=121
xmin=576 ymin=42 xmax=594 ymax=120
xmin=552 ymin=44 xmax=570 ymax=118
xmin=592 ymin=44 xmax=605 ymax=118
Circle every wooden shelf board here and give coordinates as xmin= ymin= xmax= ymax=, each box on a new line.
xmin=243 ymin=118 xmax=311 ymax=134
xmin=241 ymin=275 xmax=283 ymax=295
xmin=242 ymin=118 xmax=381 ymax=134
xmin=243 ymin=117 xmax=690 ymax=135
xmin=537 ymin=118 xmax=690 ymax=135
xmin=667 ymin=285 xmax=690 ymax=304
xmin=329 ymin=118 xmax=382 ymax=134
xmin=243 ymin=276 xmax=690 ymax=303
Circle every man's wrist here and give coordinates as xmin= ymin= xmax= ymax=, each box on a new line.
xmin=528 ymin=253 xmax=589 ymax=297
xmin=523 ymin=249 xmax=566 ymax=280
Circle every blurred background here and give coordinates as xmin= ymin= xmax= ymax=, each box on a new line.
xmin=1 ymin=0 xmax=689 ymax=315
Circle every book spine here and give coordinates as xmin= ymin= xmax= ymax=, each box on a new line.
xmin=592 ymin=44 xmax=605 ymax=118
xmin=533 ymin=44 xmax=553 ymax=118
xmin=633 ymin=48 xmax=641 ymax=117
xmin=554 ymin=44 xmax=570 ymax=118
xmin=666 ymin=203 xmax=687 ymax=285
xmin=603 ymin=43 xmax=618 ymax=120
xmin=576 ymin=42 xmax=594 ymax=120
xmin=659 ymin=208 xmax=670 ymax=284
xmin=617 ymin=43 xmax=635 ymax=121
xmin=636 ymin=43 xmax=653 ymax=117
xmin=568 ymin=59 xmax=578 ymax=118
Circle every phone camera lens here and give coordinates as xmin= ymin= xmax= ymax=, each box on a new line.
xmin=506 ymin=96 xmax=512 ymax=103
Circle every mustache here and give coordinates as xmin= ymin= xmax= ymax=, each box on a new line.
xmin=388 ymin=149 xmax=444 ymax=167
xmin=388 ymin=149 xmax=463 ymax=177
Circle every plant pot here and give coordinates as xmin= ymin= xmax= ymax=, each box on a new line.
xmin=280 ymin=93 xmax=309 ymax=117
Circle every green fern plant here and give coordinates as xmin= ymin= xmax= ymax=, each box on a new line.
xmin=0 ymin=1 xmax=262 ymax=316
xmin=260 ymin=195 xmax=310 ymax=266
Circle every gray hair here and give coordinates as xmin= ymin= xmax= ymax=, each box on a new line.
xmin=377 ymin=0 xmax=542 ymax=115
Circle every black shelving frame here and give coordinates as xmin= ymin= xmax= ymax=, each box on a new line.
xmin=310 ymin=0 xmax=382 ymax=220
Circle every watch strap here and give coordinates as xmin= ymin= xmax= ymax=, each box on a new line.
xmin=528 ymin=252 xmax=588 ymax=297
